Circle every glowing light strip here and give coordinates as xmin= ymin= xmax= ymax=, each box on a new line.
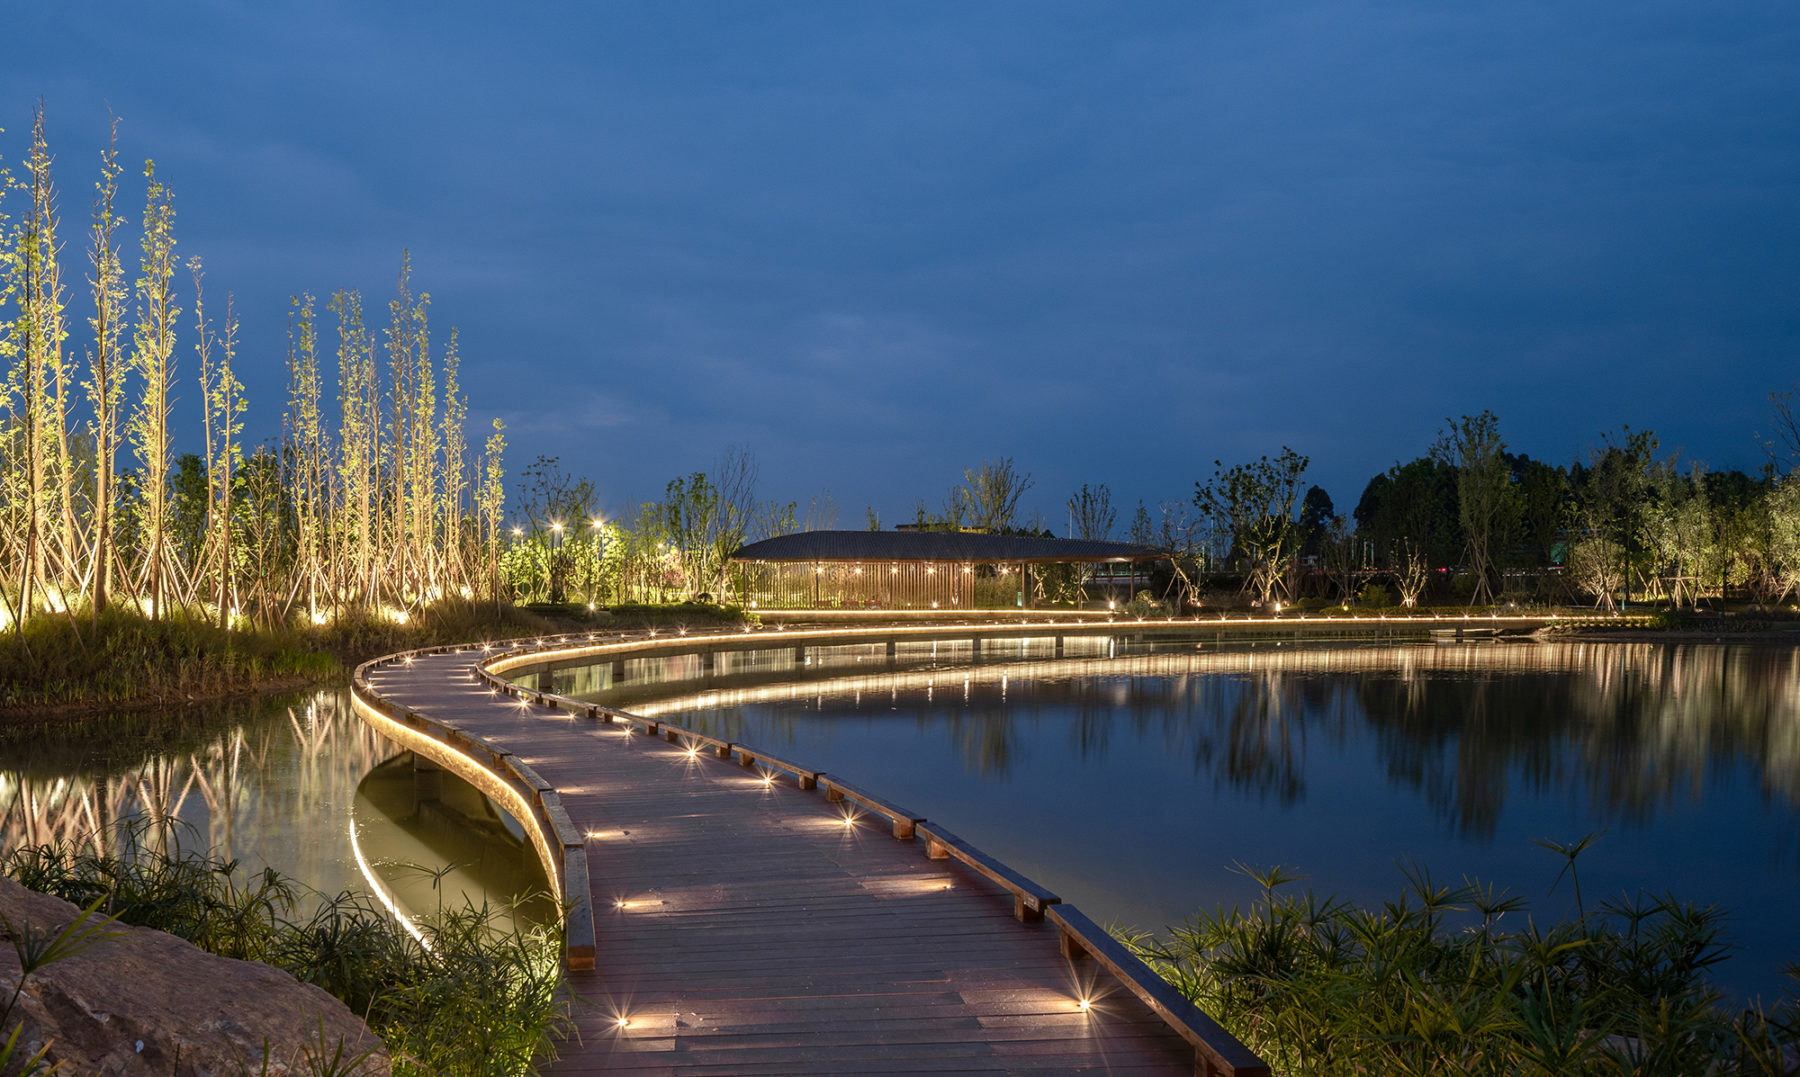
xmin=347 ymin=815 xmax=431 ymax=948
xmin=480 ymin=613 xmax=1591 ymax=682
xmin=350 ymin=688 xmax=563 ymax=896
xmin=621 ymin=641 xmax=1619 ymax=718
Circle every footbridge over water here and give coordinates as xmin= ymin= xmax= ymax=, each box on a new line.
xmin=350 ymin=615 xmax=1600 ymax=1074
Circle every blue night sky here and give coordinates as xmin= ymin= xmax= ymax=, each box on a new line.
xmin=7 ymin=2 xmax=1798 ymax=528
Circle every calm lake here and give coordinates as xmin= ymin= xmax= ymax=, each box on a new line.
xmin=4 ymin=636 xmax=1796 ymax=1003
xmin=0 ymin=687 xmax=551 ymax=935
xmin=541 ymin=634 xmax=1800 ymax=1003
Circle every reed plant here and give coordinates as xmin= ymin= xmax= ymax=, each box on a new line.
xmin=0 ymin=606 xmax=339 ymax=708
xmin=0 ymin=602 xmax=568 ymax=715
xmin=4 ymin=823 xmax=570 ymax=1076
xmin=1126 ymin=861 xmax=1800 ymax=1076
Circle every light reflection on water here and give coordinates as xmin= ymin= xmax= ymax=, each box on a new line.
xmin=0 ymin=687 xmax=551 ymax=933
xmin=573 ymin=637 xmax=1800 ymax=1002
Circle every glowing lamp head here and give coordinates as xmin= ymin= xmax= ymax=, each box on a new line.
xmin=1077 ymin=998 xmax=1091 ymax=1012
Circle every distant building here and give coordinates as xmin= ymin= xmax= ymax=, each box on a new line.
xmin=729 ymin=530 xmax=1163 ymax=610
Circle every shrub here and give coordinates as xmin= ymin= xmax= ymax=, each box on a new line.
xmin=603 ymin=601 xmax=754 ymax=627
xmin=1125 ymin=861 xmax=1800 ymax=1077
xmin=1122 ymin=590 xmax=1167 ymax=618
xmin=1356 ymin=582 xmax=1392 ymax=610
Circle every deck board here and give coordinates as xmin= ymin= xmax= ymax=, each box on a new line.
xmin=366 ymin=651 xmax=1200 ymax=1075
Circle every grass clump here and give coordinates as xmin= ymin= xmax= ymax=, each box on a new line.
xmin=4 ymin=825 xmax=569 ymax=1076
xmin=600 ymin=600 xmax=754 ymax=628
xmin=0 ymin=606 xmax=338 ymax=709
xmin=0 ymin=602 xmax=565 ymax=716
xmin=1127 ymin=861 xmax=1800 ymax=1076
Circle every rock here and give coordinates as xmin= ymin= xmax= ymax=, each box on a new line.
xmin=0 ymin=877 xmax=391 ymax=1076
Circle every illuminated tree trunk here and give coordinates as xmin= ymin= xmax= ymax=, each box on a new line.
xmin=440 ymin=326 xmax=470 ymax=600
xmin=330 ymin=288 xmax=376 ymax=611
xmin=86 ymin=115 xmax=127 ymax=622
xmin=193 ymin=260 xmax=243 ymax=627
xmin=25 ymin=108 xmax=80 ymax=612
xmin=129 ymin=161 xmax=179 ymax=620
xmin=478 ymin=420 xmax=507 ymax=608
xmin=1435 ymin=411 xmax=1511 ymax=607
xmin=286 ymin=293 xmax=325 ymax=620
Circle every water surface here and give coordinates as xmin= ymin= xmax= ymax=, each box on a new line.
xmin=0 ymin=687 xmax=551 ymax=933
xmin=560 ymin=637 xmax=1800 ymax=1002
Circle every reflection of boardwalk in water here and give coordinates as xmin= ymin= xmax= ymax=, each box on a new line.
xmin=365 ymin=649 xmax=1218 ymax=1075
xmin=0 ymin=691 xmax=397 ymax=878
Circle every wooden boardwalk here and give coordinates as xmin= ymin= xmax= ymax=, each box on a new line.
xmin=359 ymin=641 xmax=1264 ymax=1076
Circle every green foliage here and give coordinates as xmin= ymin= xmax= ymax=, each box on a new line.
xmin=1356 ymin=582 xmax=1392 ymax=609
xmin=5 ymin=825 xmax=569 ymax=1076
xmin=1354 ymin=456 xmax=1462 ymax=573
xmin=0 ymin=603 xmax=561 ymax=712
xmin=1194 ymin=447 xmax=1311 ymax=605
xmin=1433 ymin=411 xmax=1514 ymax=605
xmin=1121 ymin=589 xmax=1166 ymax=618
xmin=1128 ymin=860 xmax=1800 ymax=1077
xmin=0 ymin=605 xmax=338 ymax=708
xmin=602 ymin=600 xmax=753 ymax=627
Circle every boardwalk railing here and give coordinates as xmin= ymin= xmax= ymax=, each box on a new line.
xmin=458 ymin=623 xmax=1283 ymax=1076
xmin=350 ymin=647 xmax=596 ymax=970
xmin=350 ymin=615 xmax=1647 ymax=1073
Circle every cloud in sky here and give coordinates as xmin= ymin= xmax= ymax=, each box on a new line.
xmin=6 ymin=1 xmax=1797 ymax=523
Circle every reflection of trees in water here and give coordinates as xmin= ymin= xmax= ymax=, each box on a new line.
xmin=0 ymin=689 xmax=397 ymax=873
xmin=1354 ymin=644 xmax=1800 ymax=836
xmin=649 ymin=642 xmax=1800 ymax=839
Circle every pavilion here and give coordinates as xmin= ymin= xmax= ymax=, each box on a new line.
xmin=729 ymin=530 xmax=1165 ymax=611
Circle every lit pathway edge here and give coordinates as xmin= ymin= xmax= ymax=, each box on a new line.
xmin=349 ymin=614 xmax=1602 ymax=1074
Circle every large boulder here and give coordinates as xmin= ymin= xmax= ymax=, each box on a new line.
xmin=0 ymin=876 xmax=391 ymax=1076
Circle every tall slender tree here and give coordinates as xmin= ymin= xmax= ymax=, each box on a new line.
xmin=84 ymin=114 xmax=127 ymax=621
xmin=193 ymin=259 xmax=243 ymax=625
xmin=1433 ymin=411 xmax=1512 ymax=605
xmin=127 ymin=159 xmax=178 ymax=619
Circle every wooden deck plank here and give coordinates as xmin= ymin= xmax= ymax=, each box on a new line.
xmin=362 ymin=649 xmax=1220 ymax=1075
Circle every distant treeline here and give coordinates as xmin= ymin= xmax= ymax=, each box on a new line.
xmin=1100 ymin=411 xmax=1798 ymax=611
xmin=497 ymin=412 xmax=1800 ymax=613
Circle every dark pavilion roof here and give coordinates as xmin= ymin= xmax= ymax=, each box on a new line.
xmin=731 ymin=530 xmax=1166 ymax=565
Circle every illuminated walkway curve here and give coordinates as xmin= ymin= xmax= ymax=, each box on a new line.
xmin=352 ymin=624 xmax=1297 ymax=1076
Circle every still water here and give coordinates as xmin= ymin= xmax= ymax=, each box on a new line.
xmin=548 ymin=636 xmax=1800 ymax=1003
xmin=0 ymin=688 xmax=551 ymax=933
xmin=6 ymin=639 xmax=1796 ymax=1004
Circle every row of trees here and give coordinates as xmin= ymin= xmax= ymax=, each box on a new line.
xmin=499 ymin=448 xmax=854 ymax=606
xmin=1124 ymin=411 xmax=1800 ymax=611
xmin=496 ymin=454 xmax=1053 ymax=607
xmin=1 ymin=105 xmax=504 ymax=634
xmin=496 ymin=418 xmax=1800 ymax=614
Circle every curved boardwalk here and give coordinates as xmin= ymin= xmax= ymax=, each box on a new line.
xmin=362 ymin=646 xmax=1229 ymax=1075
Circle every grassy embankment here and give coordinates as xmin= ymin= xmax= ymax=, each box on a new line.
xmin=0 ymin=601 xmax=753 ymax=720
xmin=4 ymin=824 xmax=568 ymax=1076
